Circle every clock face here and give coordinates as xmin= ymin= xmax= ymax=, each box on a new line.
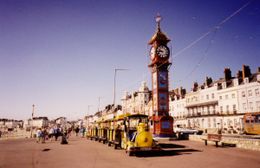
xmin=150 ymin=47 xmax=156 ymax=60
xmin=156 ymin=45 xmax=169 ymax=58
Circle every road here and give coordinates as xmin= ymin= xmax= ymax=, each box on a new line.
xmin=0 ymin=136 xmax=260 ymax=168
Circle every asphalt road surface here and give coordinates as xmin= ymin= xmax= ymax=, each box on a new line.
xmin=0 ymin=136 xmax=259 ymax=168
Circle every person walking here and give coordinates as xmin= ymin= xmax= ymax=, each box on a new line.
xmin=36 ymin=128 xmax=42 ymax=143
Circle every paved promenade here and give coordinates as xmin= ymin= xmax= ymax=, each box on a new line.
xmin=0 ymin=136 xmax=260 ymax=168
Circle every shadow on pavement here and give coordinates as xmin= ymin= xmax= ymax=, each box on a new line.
xmin=135 ymin=143 xmax=201 ymax=157
xmin=159 ymin=143 xmax=186 ymax=148
xmin=42 ymin=148 xmax=51 ymax=152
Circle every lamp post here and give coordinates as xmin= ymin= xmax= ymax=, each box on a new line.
xmin=87 ymin=105 xmax=93 ymax=129
xmin=87 ymin=105 xmax=93 ymax=116
xmin=113 ymin=68 xmax=128 ymax=107
xmin=30 ymin=104 xmax=35 ymax=138
xmin=97 ymin=97 xmax=102 ymax=112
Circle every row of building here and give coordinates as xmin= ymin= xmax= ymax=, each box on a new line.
xmin=85 ymin=65 xmax=260 ymax=134
xmin=0 ymin=117 xmax=70 ymax=132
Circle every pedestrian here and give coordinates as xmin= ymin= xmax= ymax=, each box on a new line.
xmin=61 ymin=129 xmax=68 ymax=145
xmin=41 ymin=128 xmax=47 ymax=143
xmin=48 ymin=127 xmax=54 ymax=141
xmin=36 ymin=128 xmax=42 ymax=143
xmin=75 ymin=126 xmax=79 ymax=136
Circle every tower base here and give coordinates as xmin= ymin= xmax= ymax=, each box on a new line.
xmin=151 ymin=116 xmax=173 ymax=137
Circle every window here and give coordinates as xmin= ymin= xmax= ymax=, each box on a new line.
xmin=248 ymin=90 xmax=252 ymax=97
xmin=233 ymin=104 xmax=237 ymax=113
xmin=243 ymin=103 xmax=247 ymax=110
xmin=206 ymin=95 xmax=209 ymax=100
xmin=255 ymin=89 xmax=259 ymax=96
xmin=220 ymin=106 xmax=223 ymax=113
xmin=226 ymin=105 xmax=229 ymax=114
xmin=225 ymin=94 xmax=228 ymax=99
xmin=213 ymin=118 xmax=216 ymax=128
xmin=242 ymin=91 xmax=246 ymax=97
xmin=232 ymin=93 xmax=235 ymax=98
xmin=211 ymin=93 xmax=215 ymax=99
xmin=256 ymin=101 xmax=260 ymax=111
xmin=249 ymin=102 xmax=253 ymax=111
xmin=219 ymin=96 xmax=222 ymax=100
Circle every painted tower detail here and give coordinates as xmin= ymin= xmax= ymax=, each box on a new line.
xmin=148 ymin=14 xmax=173 ymax=137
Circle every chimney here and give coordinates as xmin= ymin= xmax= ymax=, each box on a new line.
xmin=206 ymin=76 xmax=213 ymax=86
xmin=224 ymin=68 xmax=232 ymax=81
xmin=175 ymin=88 xmax=179 ymax=95
xmin=193 ymin=82 xmax=198 ymax=92
xmin=180 ymin=88 xmax=186 ymax=98
xmin=242 ymin=65 xmax=251 ymax=79
xmin=237 ymin=70 xmax=242 ymax=78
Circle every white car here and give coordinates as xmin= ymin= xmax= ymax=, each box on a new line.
xmin=174 ymin=127 xmax=199 ymax=139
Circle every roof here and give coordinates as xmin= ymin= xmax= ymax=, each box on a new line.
xmin=148 ymin=28 xmax=170 ymax=45
xmin=126 ymin=114 xmax=148 ymax=119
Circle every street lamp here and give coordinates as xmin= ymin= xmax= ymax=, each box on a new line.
xmin=87 ymin=105 xmax=93 ymax=116
xmin=86 ymin=105 xmax=93 ymax=129
xmin=30 ymin=104 xmax=35 ymax=138
xmin=113 ymin=68 xmax=128 ymax=106
xmin=97 ymin=97 xmax=102 ymax=112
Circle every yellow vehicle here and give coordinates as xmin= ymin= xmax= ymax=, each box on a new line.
xmin=107 ymin=113 xmax=127 ymax=148
xmin=88 ymin=122 xmax=98 ymax=141
xmin=120 ymin=114 xmax=160 ymax=156
xmin=243 ymin=112 xmax=260 ymax=135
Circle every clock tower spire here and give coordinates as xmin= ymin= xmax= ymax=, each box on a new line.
xmin=148 ymin=14 xmax=173 ymax=137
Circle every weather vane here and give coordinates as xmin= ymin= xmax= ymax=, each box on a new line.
xmin=155 ymin=13 xmax=162 ymax=31
xmin=155 ymin=13 xmax=162 ymax=23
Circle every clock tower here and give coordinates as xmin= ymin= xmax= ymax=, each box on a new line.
xmin=148 ymin=14 xmax=173 ymax=137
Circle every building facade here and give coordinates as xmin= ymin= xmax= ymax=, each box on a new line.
xmin=121 ymin=81 xmax=150 ymax=115
xmin=170 ymin=65 xmax=260 ymax=134
xmin=85 ymin=65 xmax=259 ymax=135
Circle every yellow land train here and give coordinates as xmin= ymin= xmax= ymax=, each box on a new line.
xmin=87 ymin=113 xmax=160 ymax=156
xmin=243 ymin=112 xmax=260 ymax=135
xmin=119 ymin=114 xmax=161 ymax=156
xmin=107 ymin=113 xmax=129 ymax=148
xmin=87 ymin=122 xmax=98 ymax=141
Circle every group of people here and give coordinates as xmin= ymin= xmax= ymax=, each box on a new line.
xmin=74 ymin=126 xmax=86 ymax=137
xmin=35 ymin=126 xmax=72 ymax=144
xmin=35 ymin=126 xmax=87 ymax=144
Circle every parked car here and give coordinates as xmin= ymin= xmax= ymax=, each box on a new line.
xmin=174 ymin=126 xmax=200 ymax=139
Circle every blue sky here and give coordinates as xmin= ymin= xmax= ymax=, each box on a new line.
xmin=0 ymin=0 xmax=259 ymax=120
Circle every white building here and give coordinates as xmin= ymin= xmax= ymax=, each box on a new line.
xmin=170 ymin=65 xmax=260 ymax=134
xmin=169 ymin=87 xmax=187 ymax=128
xmin=25 ymin=117 xmax=49 ymax=129
xmin=54 ymin=117 xmax=67 ymax=126
xmin=121 ymin=81 xmax=151 ymax=115
xmin=0 ymin=119 xmax=23 ymax=130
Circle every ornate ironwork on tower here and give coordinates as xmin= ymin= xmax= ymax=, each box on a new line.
xmin=148 ymin=14 xmax=173 ymax=137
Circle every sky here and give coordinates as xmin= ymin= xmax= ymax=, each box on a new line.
xmin=0 ymin=0 xmax=259 ymax=120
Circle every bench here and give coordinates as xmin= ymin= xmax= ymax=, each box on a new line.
xmin=202 ymin=134 xmax=222 ymax=147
